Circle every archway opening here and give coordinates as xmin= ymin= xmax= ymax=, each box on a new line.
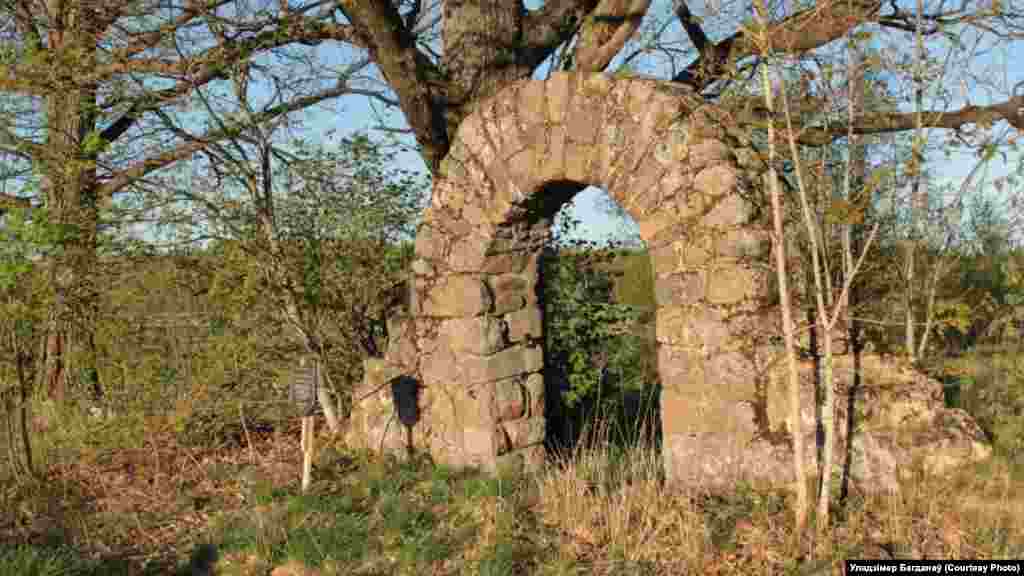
xmin=539 ymin=185 xmax=661 ymax=456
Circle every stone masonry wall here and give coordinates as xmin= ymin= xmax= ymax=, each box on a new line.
xmin=348 ymin=72 xmax=785 ymax=486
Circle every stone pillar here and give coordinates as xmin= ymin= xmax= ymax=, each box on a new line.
xmin=410 ymin=239 xmax=548 ymax=471
xmin=647 ymin=152 xmax=778 ymax=488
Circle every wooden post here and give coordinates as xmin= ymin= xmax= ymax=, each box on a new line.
xmin=301 ymin=415 xmax=314 ymax=492
xmin=292 ymin=355 xmax=319 ymax=492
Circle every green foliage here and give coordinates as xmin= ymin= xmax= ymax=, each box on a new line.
xmin=543 ymin=204 xmax=659 ymax=449
xmin=0 ymin=206 xmax=64 ymax=289
xmin=0 ymin=545 xmax=90 ymax=576
xmin=951 ymin=347 xmax=1024 ymax=459
xmin=187 ymin=131 xmax=424 ymax=414
xmin=544 ymin=211 xmax=642 ymax=407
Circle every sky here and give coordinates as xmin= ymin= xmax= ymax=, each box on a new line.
xmin=287 ymin=0 xmax=1024 ymax=248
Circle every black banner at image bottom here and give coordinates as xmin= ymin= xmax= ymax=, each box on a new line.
xmin=846 ymin=560 xmax=1023 ymax=574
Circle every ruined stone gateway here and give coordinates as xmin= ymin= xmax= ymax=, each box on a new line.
xmin=346 ymin=71 xmax=994 ymax=491
xmin=346 ymin=71 xmax=798 ymax=488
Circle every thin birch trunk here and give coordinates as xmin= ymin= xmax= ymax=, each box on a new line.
xmin=905 ymin=0 xmax=927 ymax=363
xmin=778 ymin=80 xmax=837 ymax=540
xmin=756 ymin=33 xmax=809 ymax=543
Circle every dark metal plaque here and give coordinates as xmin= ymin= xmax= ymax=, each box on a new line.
xmin=289 ymin=358 xmax=320 ymax=416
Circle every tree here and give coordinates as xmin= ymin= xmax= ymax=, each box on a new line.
xmin=0 ymin=0 xmax=397 ymax=402
xmin=3 ymin=0 xmax=1019 ymax=405
xmin=176 ymin=118 xmax=425 ymax=431
xmin=4 ymin=0 xmax=1023 ymax=551
xmin=542 ymin=204 xmax=655 ymax=450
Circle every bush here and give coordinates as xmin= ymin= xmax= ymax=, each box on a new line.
xmin=542 ymin=206 xmax=660 ymax=452
xmin=954 ymin=346 xmax=1024 ymax=459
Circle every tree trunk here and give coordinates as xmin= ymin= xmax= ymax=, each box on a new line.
xmin=904 ymin=0 xmax=927 ymax=364
xmin=443 ymin=1 xmax=527 ymax=107
xmin=840 ymin=45 xmax=866 ymax=506
xmin=39 ymin=1 xmax=102 ymax=406
xmin=768 ymin=171 xmax=809 ymax=539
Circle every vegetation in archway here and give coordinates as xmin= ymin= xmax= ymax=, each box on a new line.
xmin=542 ymin=198 xmax=659 ymax=452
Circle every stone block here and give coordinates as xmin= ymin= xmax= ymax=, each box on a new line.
xmin=494 ymin=377 xmax=527 ymax=422
xmin=598 ymin=122 xmax=630 ymax=191
xmin=652 ymin=122 xmax=690 ymax=166
xmin=506 ymin=306 xmax=542 ymax=342
xmin=500 ymin=417 xmax=546 ymax=449
xmin=460 ymin=201 xmax=488 ymax=231
xmin=522 ymin=121 xmax=548 ymax=151
xmin=493 ymin=293 xmax=526 ymax=315
xmin=721 ymin=228 xmax=769 ymax=260
xmin=423 ymin=276 xmax=493 ymax=317
xmin=494 ymin=444 xmax=546 ymax=475
xmin=516 ymin=81 xmax=547 ymax=127
xmin=688 ymin=138 xmax=733 ymax=170
xmin=566 ymin=97 xmax=601 ymax=146
xmin=441 ymin=316 xmax=509 ymax=356
xmin=489 ymin=274 xmax=533 ymax=314
xmin=656 ymin=344 xmax=704 ymax=390
xmin=580 ymin=72 xmax=613 ymax=97
xmin=420 ymin=345 xmax=459 ymax=386
xmin=493 ymin=425 xmax=512 ymax=455
xmin=694 ymin=165 xmax=738 ymax=205
xmin=362 ymin=357 xmax=404 ymax=392
xmin=545 ymin=72 xmax=573 ymax=124
xmin=507 ymin=148 xmax=544 ymax=196
xmin=631 ymin=95 xmax=676 ymax=162
xmin=448 ymin=235 xmax=489 ymax=271
xmin=524 ymin=373 xmax=544 ymax=418
xmin=411 ymin=258 xmax=434 ymax=276
xmin=414 ymin=223 xmax=445 ymax=262
xmin=703 ymin=191 xmax=750 ymax=229
xmin=463 ymin=427 xmax=495 ymax=461
xmin=483 ymin=250 xmax=532 ymax=274
xmin=637 ymin=211 xmax=678 ymax=243
xmin=655 ymin=168 xmax=693 ymax=207
xmin=649 ymin=237 xmax=713 ymax=273
xmin=622 ymin=161 xmax=668 ymax=213
xmin=654 ymin=273 xmax=702 ymax=306
xmin=456 ymin=113 xmax=497 ymax=167
xmin=547 ymin=124 xmax=569 ymax=181
xmin=659 ymin=305 xmax=733 ymax=350
xmin=564 ymin=143 xmax=599 ymax=184
xmin=648 ymin=242 xmax=680 ymax=273
xmin=661 ymin=431 xmax=749 ymax=488
xmin=706 ymin=267 xmax=757 ymax=305
xmin=465 ymin=345 xmax=543 ymax=384
xmin=386 ymin=333 xmax=418 ymax=373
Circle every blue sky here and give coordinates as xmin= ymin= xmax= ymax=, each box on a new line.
xmin=291 ymin=0 xmax=1024 ymax=247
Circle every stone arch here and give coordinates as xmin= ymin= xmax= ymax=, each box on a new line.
xmin=354 ymin=72 xmax=785 ymax=487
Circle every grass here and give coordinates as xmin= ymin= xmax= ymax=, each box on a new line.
xmin=2 ymin=390 xmax=1024 ymax=576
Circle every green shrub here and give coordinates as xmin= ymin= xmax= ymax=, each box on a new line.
xmin=956 ymin=347 xmax=1024 ymax=458
xmin=542 ymin=206 xmax=660 ymax=452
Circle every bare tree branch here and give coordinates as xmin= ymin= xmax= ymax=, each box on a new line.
xmin=674 ymin=0 xmax=883 ymax=91
xmin=98 ymin=81 xmax=357 ymax=198
xmin=573 ymin=0 xmax=652 ymax=73
xmin=336 ymin=0 xmax=446 ymax=170
xmin=521 ymin=0 xmax=602 ymax=69
xmin=780 ymin=96 xmax=1024 ymax=145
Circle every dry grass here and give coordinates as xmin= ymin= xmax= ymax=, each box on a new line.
xmin=2 ymin=399 xmax=1023 ymax=576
